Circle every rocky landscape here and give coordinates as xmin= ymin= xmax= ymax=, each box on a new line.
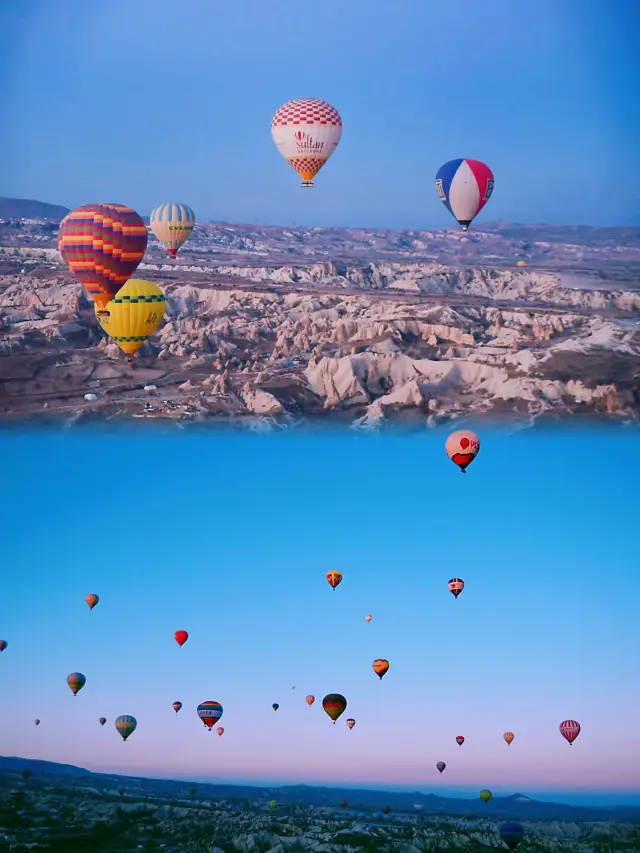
xmin=1 ymin=201 xmax=639 ymax=428
xmin=1 ymin=757 xmax=639 ymax=852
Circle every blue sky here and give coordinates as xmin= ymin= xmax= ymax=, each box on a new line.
xmin=0 ymin=426 xmax=639 ymax=806
xmin=2 ymin=0 xmax=639 ymax=228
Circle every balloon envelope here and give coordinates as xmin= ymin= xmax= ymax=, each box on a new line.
xmin=559 ymin=719 xmax=581 ymax=744
xmin=448 ymin=577 xmax=465 ymax=599
xmin=435 ymin=159 xmax=494 ymax=230
xmin=197 ymin=701 xmax=223 ymax=730
xmin=499 ymin=821 xmax=525 ymax=849
xmin=150 ymin=202 xmax=196 ymax=256
xmin=305 ymin=695 xmax=315 ymax=706
xmin=115 ymin=715 xmax=137 ymax=741
xmin=58 ymin=203 xmax=148 ymax=309
xmin=372 ymin=658 xmax=389 ymax=679
xmin=346 ymin=718 xmax=356 ymax=729
xmin=456 ymin=736 xmax=465 ymax=746
xmin=85 ymin=593 xmax=99 ymax=610
xmin=365 ymin=614 xmax=372 ymax=622
xmin=272 ymin=703 xmax=279 ymax=711
xmin=436 ymin=761 xmax=446 ymax=773
xmin=271 ymin=99 xmax=342 ymax=187
xmin=173 ymin=702 xmax=182 ymax=713
xmin=0 ymin=641 xmax=7 ymax=652
xmin=322 ymin=693 xmax=347 ymax=723
xmin=95 ymin=279 xmax=166 ymax=356
xmin=326 ymin=570 xmax=343 ymax=590
xmin=504 ymin=731 xmax=515 ymax=745
xmin=216 ymin=726 xmax=224 ymax=736
xmin=480 ymin=790 xmax=492 ymax=803
xmin=67 ymin=672 xmax=86 ymax=695
xmin=99 ymin=717 xmax=106 ymax=726
xmin=445 ymin=430 xmax=480 ymax=473
xmin=174 ymin=630 xmax=189 ymax=647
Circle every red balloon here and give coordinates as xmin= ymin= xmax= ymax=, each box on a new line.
xmin=456 ymin=735 xmax=465 ymax=746
xmin=174 ymin=630 xmax=189 ymax=647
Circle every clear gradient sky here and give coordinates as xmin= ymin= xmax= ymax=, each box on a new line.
xmin=1 ymin=427 xmax=639 ymax=806
xmin=2 ymin=0 xmax=639 ymax=228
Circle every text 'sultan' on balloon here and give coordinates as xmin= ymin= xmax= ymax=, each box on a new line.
xmin=435 ymin=160 xmax=494 ymax=231
xmin=95 ymin=279 xmax=166 ymax=359
xmin=150 ymin=202 xmax=196 ymax=257
xmin=58 ymin=203 xmax=148 ymax=310
xmin=271 ymin=99 xmax=342 ymax=188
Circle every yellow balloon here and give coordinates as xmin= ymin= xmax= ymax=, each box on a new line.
xmin=96 ymin=279 xmax=166 ymax=356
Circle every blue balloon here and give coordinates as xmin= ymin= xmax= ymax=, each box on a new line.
xmin=499 ymin=821 xmax=525 ymax=850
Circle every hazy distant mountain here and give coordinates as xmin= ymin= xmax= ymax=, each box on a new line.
xmin=2 ymin=756 xmax=639 ymax=822
xmin=0 ymin=197 xmax=70 ymax=220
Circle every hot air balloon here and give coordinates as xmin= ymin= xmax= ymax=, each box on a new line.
xmin=516 ymin=260 xmax=527 ymax=267
xmin=0 ymin=640 xmax=7 ymax=652
xmin=445 ymin=430 xmax=480 ymax=473
xmin=197 ymin=701 xmax=223 ymax=730
xmin=456 ymin=736 xmax=465 ymax=746
xmin=480 ymin=790 xmax=492 ymax=803
xmin=271 ymin=99 xmax=342 ymax=188
xmin=150 ymin=202 xmax=196 ymax=257
xmin=504 ymin=731 xmax=514 ymax=746
xmin=326 ymin=570 xmax=343 ymax=590
xmin=115 ymin=715 xmax=137 ymax=741
xmin=436 ymin=761 xmax=446 ymax=774
xmin=448 ymin=578 xmax=465 ymax=599
xmin=58 ymin=203 xmax=148 ymax=312
xmin=67 ymin=672 xmax=86 ymax=696
xmin=372 ymin=659 xmax=389 ymax=680
xmin=365 ymin=614 xmax=372 ymax=623
xmin=34 ymin=719 xmax=40 ymax=726
xmin=173 ymin=702 xmax=182 ymax=714
xmin=346 ymin=718 xmax=356 ymax=730
xmin=272 ymin=703 xmax=279 ymax=711
xmin=559 ymin=719 xmax=581 ymax=744
xmin=381 ymin=806 xmax=391 ymax=815
xmin=292 ymin=686 xmax=296 ymax=689
xmin=269 ymin=800 xmax=277 ymax=809
xmin=322 ymin=693 xmax=347 ymax=724
xmin=174 ymin=630 xmax=189 ymax=647
xmin=305 ymin=695 xmax=315 ymax=706
xmin=95 ymin=279 xmax=166 ymax=361
xmin=99 ymin=717 xmax=107 ymax=726
xmin=216 ymin=726 xmax=224 ymax=737
xmin=499 ymin=821 xmax=525 ymax=849
xmin=85 ymin=593 xmax=99 ymax=610
xmin=435 ymin=159 xmax=494 ymax=231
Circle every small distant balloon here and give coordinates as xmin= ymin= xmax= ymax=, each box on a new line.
xmin=269 ymin=800 xmax=277 ymax=809
xmin=346 ymin=718 xmax=356 ymax=730
xmin=448 ymin=578 xmax=465 ymax=599
xmin=172 ymin=702 xmax=182 ymax=714
xmin=372 ymin=659 xmax=389 ymax=680
xmin=456 ymin=736 xmax=465 ymax=746
xmin=216 ymin=727 xmax=224 ymax=737
xmin=559 ymin=719 xmax=581 ymax=744
xmin=174 ymin=630 xmax=189 ymax=647
xmin=85 ymin=594 xmax=99 ymax=610
xmin=272 ymin=703 xmax=279 ymax=711
xmin=0 ymin=640 xmax=7 ymax=652
xmin=149 ymin=202 xmax=196 ymax=257
xmin=480 ymin=790 xmax=492 ymax=803
xmin=499 ymin=821 xmax=525 ymax=850
xmin=504 ymin=731 xmax=515 ymax=746
xmin=322 ymin=693 xmax=347 ymax=724
xmin=305 ymin=695 xmax=315 ymax=706
xmin=365 ymin=614 xmax=372 ymax=623
xmin=445 ymin=430 xmax=480 ymax=473
xmin=326 ymin=570 xmax=343 ymax=590
xmin=115 ymin=715 xmax=137 ymax=742
xmin=516 ymin=260 xmax=527 ymax=267
xmin=99 ymin=717 xmax=107 ymax=726
xmin=436 ymin=761 xmax=446 ymax=774
xmin=34 ymin=719 xmax=40 ymax=726
xmin=67 ymin=672 xmax=86 ymax=696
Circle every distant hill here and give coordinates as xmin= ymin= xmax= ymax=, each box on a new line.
xmin=2 ymin=756 xmax=639 ymax=822
xmin=0 ymin=197 xmax=70 ymax=220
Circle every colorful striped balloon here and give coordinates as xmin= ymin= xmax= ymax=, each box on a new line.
xmin=58 ymin=203 xmax=148 ymax=310
xmin=67 ymin=672 xmax=86 ymax=696
xmin=197 ymin=701 xmax=223 ymax=730
xmin=150 ymin=202 xmax=196 ymax=256
xmin=559 ymin=719 xmax=581 ymax=744
xmin=435 ymin=159 xmax=494 ymax=231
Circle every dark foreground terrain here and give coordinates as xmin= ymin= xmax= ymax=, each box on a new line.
xmin=1 ymin=757 xmax=639 ymax=851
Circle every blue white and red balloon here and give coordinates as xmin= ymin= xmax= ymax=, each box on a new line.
xmin=435 ymin=158 xmax=495 ymax=231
